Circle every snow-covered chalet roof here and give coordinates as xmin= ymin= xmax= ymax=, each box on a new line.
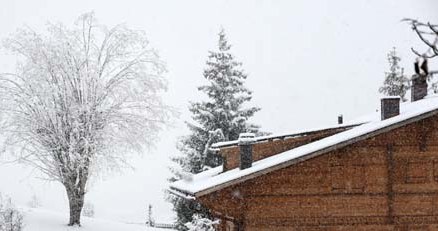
xmin=170 ymin=95 xmax=438 ymax=197
xmin=211 ymin=122 xmax=364 ymax=149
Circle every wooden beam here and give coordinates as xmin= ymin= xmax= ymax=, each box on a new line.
xmin=386 ymin=143 xmax=395 ymax=224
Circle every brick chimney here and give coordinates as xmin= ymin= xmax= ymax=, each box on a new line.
xmin=411 ymin=58 xmax=429 ymax=102
xmin=238 ymin=133 xmax=255 ymax=170
xmin=411 ymin=74 xmax=428 ymax=102
xmin=381 ymin=97 xmax=400 ymax=120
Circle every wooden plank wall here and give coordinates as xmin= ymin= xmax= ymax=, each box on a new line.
xmin=220 ymin=128 xmax=351 ymax=171
xmin=201 ymin=115 xmax=438 ymax=230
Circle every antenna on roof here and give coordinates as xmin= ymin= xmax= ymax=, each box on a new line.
xmin=338 ymin=115 xmax=343 ymax=125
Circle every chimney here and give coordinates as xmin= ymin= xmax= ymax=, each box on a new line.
xmin=238 ymin=133 xmax=255 ymax=170
xmin=338 ymin=115 xmax=343 ymax=125
xmin=411 ymin=58 xmax=428 ymax=102
xmin=381 ymin=97 xmax=400 ymax=120
xmin=411 ymin=74 xmax=428 ymax=102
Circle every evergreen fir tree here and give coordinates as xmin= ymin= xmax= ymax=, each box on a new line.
xmin=169 ymin=29 xmax=262 ymax=230
xmin=379 ymin=47 xmax=409 ymax=101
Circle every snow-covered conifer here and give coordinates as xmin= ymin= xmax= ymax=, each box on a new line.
xmin=379 ymin=47 xmax=409 ymax=101
xmin=169 ymin=29 xmax=264 ymax=230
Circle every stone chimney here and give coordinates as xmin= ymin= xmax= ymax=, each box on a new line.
xmin=411 ymin=74 xmax=428 ymax=102
xmin=338 ymin=115 xmax=343 ymax=125
xmin=381 ymin=97 xmax=400 ymax=120
xmin=238 ymin=133 xmax=255 ymax=170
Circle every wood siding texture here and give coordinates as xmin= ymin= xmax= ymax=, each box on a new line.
xmin=220 ymin=127 xmax=352 ymax=171
xmin=200 ymin=115 xmax=438 ymax=230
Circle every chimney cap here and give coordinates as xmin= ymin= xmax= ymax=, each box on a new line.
xmin=381 ymin=96 xmax=401 ymax=99
xmin=238 ymin=133 xmax=256 ymax=145
xmin=412 ymin=74 xmax=424 ymax=80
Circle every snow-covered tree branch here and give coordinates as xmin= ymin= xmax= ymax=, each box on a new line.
xmin=185 ymin=214 xmax=218 ymax=231
xmin=169 ymin=29 xmax=265 ymax=230
xmin=0 ymin=12 xmax=171 ymax=226
xmin=379 ymin=47 xmax=409 ymax=101
xmin=0 ymin=194 xmax=23 ymax=231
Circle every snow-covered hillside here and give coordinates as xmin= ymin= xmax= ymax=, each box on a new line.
xmin=22 ymin=208 xmax=167 ymax=231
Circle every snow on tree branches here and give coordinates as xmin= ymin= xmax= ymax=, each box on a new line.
xmin=379 ymin=47 xmax=409 ymax=101
xmin=0 ymin=12 xmax=171 ymax=226
xmin=185 ymin=214 xmax=218 ymax=231
xmin=169 ymin=29 xmax=264 ymax=230
xmin=0 ymin=194 xmax=23 ymax=231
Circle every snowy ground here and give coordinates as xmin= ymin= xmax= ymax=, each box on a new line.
xmin=22 ymin=207 xmax=166 ymax=231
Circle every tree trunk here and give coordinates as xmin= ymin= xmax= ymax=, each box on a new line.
xmin=65 ymin=185 xmax=85 ymax=226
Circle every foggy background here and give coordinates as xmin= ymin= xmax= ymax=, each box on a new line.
xmin=0 ymin=0 xmax=437 ymax=224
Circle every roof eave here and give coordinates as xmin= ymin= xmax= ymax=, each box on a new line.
xmin=168 ymin=186 xmax=197 ymax=200
xmin=193 ymin=108 xmax=438 ymax=197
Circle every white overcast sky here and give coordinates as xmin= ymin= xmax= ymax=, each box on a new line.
xmin=0 ymin=0 xmax=438 ymax=224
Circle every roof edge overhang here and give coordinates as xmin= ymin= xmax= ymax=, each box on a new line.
xmin=168 ymin=187 xmax=196 ymax=200
xmin=191 ymin=108 xmax=438 ymax=197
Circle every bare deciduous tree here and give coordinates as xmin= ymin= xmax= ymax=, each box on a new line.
xmin=0 ymin=13 xmax=171 ymax=226
xmin=404 ymin=19 xmax=438 ymax=59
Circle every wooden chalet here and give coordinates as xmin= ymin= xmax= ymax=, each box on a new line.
xmin=170 ymin=67 xmax=438 ymax=230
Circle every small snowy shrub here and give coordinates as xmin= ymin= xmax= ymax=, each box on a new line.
xmin=0 ymin=194 xmax=24 ymax=231
xmin=82 ymin=202 xmax=95 ymax=218
xmin=185 ymin=214 xmax=218 ymax=231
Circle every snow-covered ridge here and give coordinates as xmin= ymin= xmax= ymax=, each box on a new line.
xmin=211 ymin=123 xmax=363 ymax=149
xmin=170 ymin=95 xmax=438 ymax=197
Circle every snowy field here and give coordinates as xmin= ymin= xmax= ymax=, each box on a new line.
xmin=21 ymin=207 xmax=164 ymax=231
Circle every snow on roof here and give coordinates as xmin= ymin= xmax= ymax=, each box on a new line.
xmin=170 ymin=95 xmax=438 ymax=197
xmin=381 ymin=96 xmax=401 ymax=99
xmin=211 ymin=122 xmax=364 ymax=149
